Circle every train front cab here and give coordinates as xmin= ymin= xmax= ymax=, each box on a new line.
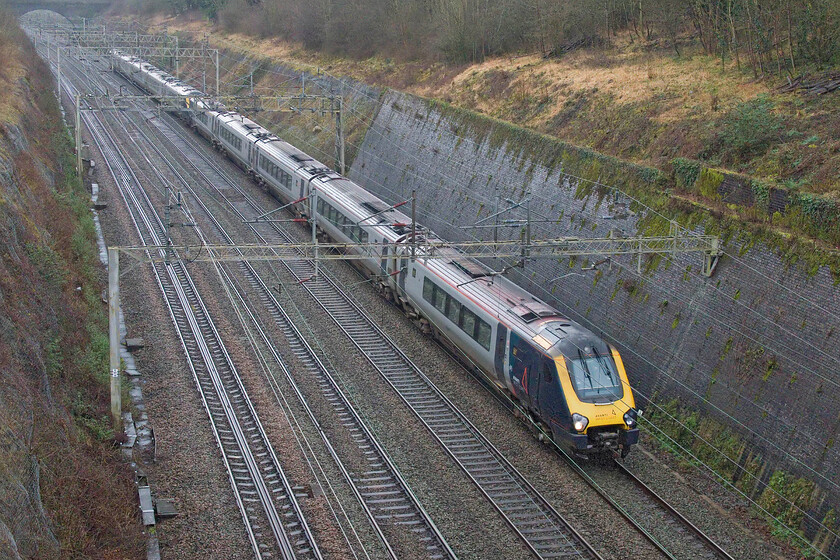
xmin=508 ymin=332 xmax=639 ymax=457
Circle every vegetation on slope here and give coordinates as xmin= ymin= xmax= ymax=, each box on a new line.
xmin=120 ymin=0 xmax=840 ymax=69
xmin=0 ymin=14 xmax=143 ymax=559
xmin=123 ymin=0 xmax=840 ymax=206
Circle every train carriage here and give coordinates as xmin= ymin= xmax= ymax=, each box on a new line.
xmin=112 ymin=50 xmax=641 ymax=457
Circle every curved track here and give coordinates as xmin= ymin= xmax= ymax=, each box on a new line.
xmin=121 ymin=94 xmax=458 ymax=560
xmin=40 ymin=31 xmax=736 ymax=560
xmin=139 ymin=87 xmax=604 ymax=560
xmin=42 ymin=37 xmax=321 ymax=560
xmin=53 ymin=36 xmax=457 ymax=560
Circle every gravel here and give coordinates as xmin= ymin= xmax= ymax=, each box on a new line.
xmin=621 ymin=442 xmax=800 ymax=559
xmin=92 ymin=125 xmax=254 ymax=560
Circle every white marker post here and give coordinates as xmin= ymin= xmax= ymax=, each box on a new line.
xmin=108 ymin=247 xmax=122 ymax=429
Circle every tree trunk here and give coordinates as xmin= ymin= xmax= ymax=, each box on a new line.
xmin=786 ymin=0 xmax=796 ymax=74
xmin=729 ymin=0 xmax=741 ymax=71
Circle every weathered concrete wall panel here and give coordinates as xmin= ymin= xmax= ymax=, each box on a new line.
xmin=349 ymin=91 xmax=840 ymax=520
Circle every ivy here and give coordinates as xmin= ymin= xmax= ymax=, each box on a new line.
xmin=671 ymin=157 xmax=702 ymax=191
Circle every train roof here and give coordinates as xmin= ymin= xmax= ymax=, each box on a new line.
xmin=420 ymin=250 xmax=600 ymax=358
xmin=113 ymin=51 xmax=204 ymax=97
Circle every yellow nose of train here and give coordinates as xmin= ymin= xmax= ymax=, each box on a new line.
xmin=555 ymin=348 xmax=638 ymax=455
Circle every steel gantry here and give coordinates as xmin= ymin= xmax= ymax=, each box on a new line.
xmin=110 ymin=237 xmax=721 ymax=269
xmin=36 ymin=33 xmax=221 ymax=95
xmin=105 ymin=234 xmax=721 ymax=424
xmin=36 ymin=25 xmax=346 ymax=173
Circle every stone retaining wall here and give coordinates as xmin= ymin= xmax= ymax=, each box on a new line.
xmin=348 ymin=90 xmax=840 ymax=555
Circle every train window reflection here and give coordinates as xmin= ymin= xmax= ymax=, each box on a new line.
xmin=476 ymin=321 xmax=491 ymax=350
xmin=567 ymin=352 xmax=623 ymax=402
xmin=447 ymin=299 xmax=461 ymax=324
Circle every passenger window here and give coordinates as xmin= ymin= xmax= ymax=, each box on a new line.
xmin=460 ymin=309 xmax=476 ymax=338
xmin=433 ymin=286 xmax=448 ymax=315
xmin=446 ymin=299 xmax=461 ymax=325
xmin=476 ymin=321 xmax=491 ymax=350
xmin=423 ymin=278 xmax=434 ymax=303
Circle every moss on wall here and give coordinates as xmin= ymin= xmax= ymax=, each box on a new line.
xmin=696 ymin=167 xmax=725 ymax=199
xmin=413 ymin=96 xmax=840 ymax=282
xmin=424 ymin=97 xmax=665 ymax=192
xmin=645 ymin=397 xmax=830 ymax=556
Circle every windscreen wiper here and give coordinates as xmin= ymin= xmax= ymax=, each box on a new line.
xmin=592 ymin=347 xmax=615 ymax=384
xmin=577 ymin=349 xmax=595 ymax=389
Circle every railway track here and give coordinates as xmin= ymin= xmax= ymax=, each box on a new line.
xmin=44 ymin=34 xmax=734 ymax=560
xmin=46 ymin=44 xmax=322 ymax=560
xmin=128 ymin=86 xmax=604 ymax=560
xmin=607 ymin=459 xmax=734 ymax=560
xmin=106 ymin=86 xmax=458 ymax=559
xmin=49 ymin=42 xmax=458 ymax=559
xmin=432 ymin=330 xmax=737 ymax=560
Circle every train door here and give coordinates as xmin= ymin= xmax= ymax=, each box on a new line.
xmin=526 ymin=358 xmax=541 ymax=413
xmin=248 ymin=143 xmax=253 ymax=168
xmin=494 ymin=324 xmax=508 ymax=386
xmin=536 ymin=355 xmax=570 ymax=431
xmin=510 ymin=332 xmax=537 ymax=409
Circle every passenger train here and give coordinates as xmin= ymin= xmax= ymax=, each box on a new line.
xmin=112 ymin=52 xmax=640 ymax=457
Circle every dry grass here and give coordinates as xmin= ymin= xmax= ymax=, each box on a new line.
xmin=135 ymin=13 xmax=839 ymax=195
xmin=0 ymin=14 xmax=145 ymax=559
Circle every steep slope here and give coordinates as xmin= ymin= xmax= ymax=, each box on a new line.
xmin=0 ymin=15 xmax=143 ymax=559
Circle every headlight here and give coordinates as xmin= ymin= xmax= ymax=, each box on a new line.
xmin=572 ymin=413 xmax=589 ymax=432
xmin=624 ymin=409 xmax=638 ymax=428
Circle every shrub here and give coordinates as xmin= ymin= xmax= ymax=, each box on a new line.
xmin=718 ymin=96 xmax=783 ymax=161
xmin=671 ymin=157 xmax=702 ymax=191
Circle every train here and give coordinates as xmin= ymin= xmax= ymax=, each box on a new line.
xmin=112 ymin=52 xmax=640 ymax=457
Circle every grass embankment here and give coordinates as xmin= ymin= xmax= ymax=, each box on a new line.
xmin=140 ymin=13 xmax=839 ymax=198
xmin=0 ymin=16 xmax=143 ymax=558
xmin=117 ymin=13 xmax=840 ymax=263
